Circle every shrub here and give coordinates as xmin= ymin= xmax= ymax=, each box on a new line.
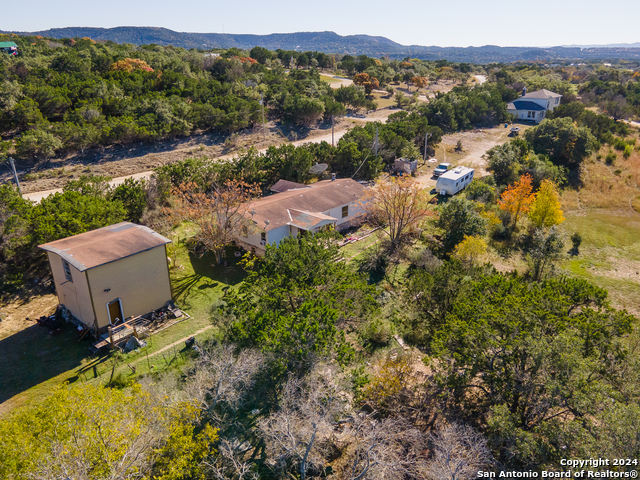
xmin=359 ymin=318 xmax=393 ymax=347
xmin=613 ymin=137 xmax=627 ymax=151
xmin=605 ymin=152 xmax=617 ymax=165
xmin=623 ymin=145 xmax=633 ymax=159
xmin=571 ymin=232 xmax=582 ymax=254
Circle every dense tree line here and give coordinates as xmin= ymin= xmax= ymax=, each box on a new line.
xmin=0 ymin=177 xmax=149 ymax=289
xmin=412 ymin=82 xmax=518 ymax=131
xmin=0 ymin=37 xmax=380 ymax=163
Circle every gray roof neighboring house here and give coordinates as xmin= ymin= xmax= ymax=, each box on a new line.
xmin=522 ymin=89 xmax=562 ymax=99
xmin=507 ymin=100 xmax=547 ymax=111
xmin=38 ymin=222 xmax=171 ymax=272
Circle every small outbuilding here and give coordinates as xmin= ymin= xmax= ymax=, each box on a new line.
xmin=38 ymin=222 xmax=173 ymax=336
xmin=394 ymin=157 xmax=418 ymax=175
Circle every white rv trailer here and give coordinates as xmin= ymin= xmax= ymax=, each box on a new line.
xmin=436 ymin=166 xmax=474 ymax=195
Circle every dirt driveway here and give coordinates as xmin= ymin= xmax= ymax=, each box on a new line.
xmin=414 ymin=124 xmax=527 ymax=190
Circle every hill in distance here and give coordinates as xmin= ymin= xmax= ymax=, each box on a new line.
xmin=3 ymin=26 xmax=640 ymax=63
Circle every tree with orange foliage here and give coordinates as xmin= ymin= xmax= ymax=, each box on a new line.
xmin=362 ymin=176 xmax=432 ymax=248
xmin=167 ymin=180 xmax=260 ymax=263
xmin=411 ymin=76 xmax=428 ymax=91
xmin=498 ymin=173 xmax=535 ymax=229
xmin=110 ymin=58 xmax=154 ymax=73
xmin=353 ymin=72 xmax=380 ymax=96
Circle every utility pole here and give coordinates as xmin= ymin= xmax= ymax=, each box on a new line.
xmin=374 ymin=126 xmax=379 ymax=156
xmin=8 ymin=157 xmax=21 ymax=197
xmin=260 ymin=93 xmax=266 ymax=141
xmin=331 ymin=115 xmax=335 ymax=147
xmin=423 ymin=132 xmax=431 ymax=165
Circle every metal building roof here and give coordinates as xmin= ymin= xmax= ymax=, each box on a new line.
xmin=38 ymin=222 xmax=171 ymax=272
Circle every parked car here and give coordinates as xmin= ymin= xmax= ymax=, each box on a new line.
xmin=433 ymin=163 xmax=452 ymax=177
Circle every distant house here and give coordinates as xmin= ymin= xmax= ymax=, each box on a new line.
xmin=0 ymin=41 xmax=18 ymax=55
xmin=507 ymin=88 xmax=562 ymax=123
xmin=38 ymin=223 xmax=172 ymax=335
xmin=236 ymin=178 xmax=366 ymax=255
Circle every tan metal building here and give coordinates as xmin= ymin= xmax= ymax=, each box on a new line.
xmin=39 ymin=222 xmax=172 ymax=334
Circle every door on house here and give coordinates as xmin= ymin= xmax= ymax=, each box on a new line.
xmin=107 ymin=299 xmax=124 ymax=325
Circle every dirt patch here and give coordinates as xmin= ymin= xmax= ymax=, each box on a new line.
xmin=601 ymin=256 xmax=640 ymax=281
xmin=440 ymin=124 xmax=533 ymax=176
xmin=0 ymin=294 xmax=59 ymax=341
xmin=414 ymin=125 xmax=525 ymax=189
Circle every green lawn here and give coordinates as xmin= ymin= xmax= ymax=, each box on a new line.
xmin=559 ymin=211 xmax=640 ymax=314
xmin=0 ymin=224 xmax=249 ymax=414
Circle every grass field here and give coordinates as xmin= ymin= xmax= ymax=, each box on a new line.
xmin=371 ymin=92 xmax=397 ymax=109
xmin=319 ymin=74 xmax=341 ymax=84
xmin=560 ymin=210 xmax=640 ymax=315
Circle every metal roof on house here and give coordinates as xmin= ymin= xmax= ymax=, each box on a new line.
xmin=522 ymin=89 xmax=562 ymax=99
xmin=507 ymin=100 xmax=547 ymax=111
xmin=247 ymin=178 xmax=365 ymax=232
xmin=270 ymin=179 xmax=310 ymax=193
xmin=38 ymin=222 xmax=171 ymax=272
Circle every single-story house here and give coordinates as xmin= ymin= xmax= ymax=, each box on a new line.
xmin=236 ymin=177 xmax=366 ymax=255
xmin=507 ymin=88 xmax=562 ymax=123
xmin=0 ymin=41 xmax=18 ymax=55
xmin=38 ymin=222 xmax=173 ymax=335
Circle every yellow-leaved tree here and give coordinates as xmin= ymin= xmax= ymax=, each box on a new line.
xmin=0 ymin=382 xmax=217 ymax=480
xmin=452 ymin=235 xmax=488 ymax=266
xmin=528 ymin=179 xmax=565 ymax=228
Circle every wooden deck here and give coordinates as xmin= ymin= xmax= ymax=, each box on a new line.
xmin=91 ymin=306 xmax=188 ymax=352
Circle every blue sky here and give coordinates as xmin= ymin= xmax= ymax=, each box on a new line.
xmin=2 ymin=0 xmax=638 ymax=47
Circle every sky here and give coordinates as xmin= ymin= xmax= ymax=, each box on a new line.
xmin=2 ymin=0 xmax=639 ymax=48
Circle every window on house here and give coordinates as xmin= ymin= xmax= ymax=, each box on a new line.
xmin=62 ymin=259 xmax=73 ymax=282
xmin=528 ymin=111 xmax=532 ymax=118
xmin=241 ymin=225 xmax=248 ymax=237
xmin=555 ymin=98 xmax=559 ymax=104
xmin=342 ymin=205 xmax=349 ymax=218
xmin=261 ymin=232 xmax=266 ymax=242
